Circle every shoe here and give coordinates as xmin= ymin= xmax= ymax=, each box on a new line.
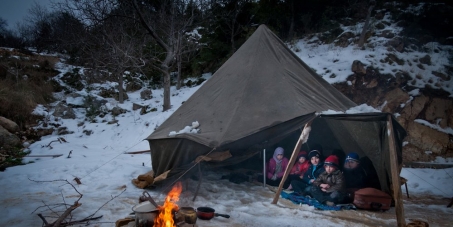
xmin=325 ymin=201 xmax=335 ymax=206
xmin=282 ymin=189 xmax=293 ymax=193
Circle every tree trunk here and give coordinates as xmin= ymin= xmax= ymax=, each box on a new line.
xmin=358 ymin=1 xmax=376 ymax=48
xmin=176 ymin=54 xmax=182 ymax=90
xmin=287 ymin=0 xmax=295 ymax=40
xmin=118 ymin=72 xmax=124 ymax=104
xmin=230 ymin=22 xmax=236 ymax=53
xmin=162 ymin=70 xmax=171 ymax=111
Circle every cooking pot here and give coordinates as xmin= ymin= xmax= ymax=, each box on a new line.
xmin=132 ymin=201 xmax=159 ymax=227
xmin=175 ymin=207 xmax=197 ymax=224
xmin=196 ymin=207 xmax=230 ymax=220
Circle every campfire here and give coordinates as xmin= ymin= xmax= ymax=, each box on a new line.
xmin=154 ymin=182 xmax=182 ymax=227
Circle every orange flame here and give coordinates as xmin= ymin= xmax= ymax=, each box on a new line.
xmin=154 ymin=182 xmax=182 ymax=227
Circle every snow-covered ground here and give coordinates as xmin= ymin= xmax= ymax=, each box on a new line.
xmin=1 ymin=3 xmax=453 ymax=225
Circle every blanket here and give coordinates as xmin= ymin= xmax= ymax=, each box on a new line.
xmin=281 ymin=191 xmax=355 ymax=211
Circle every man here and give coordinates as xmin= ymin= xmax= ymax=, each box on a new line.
xmin=310 ymin=155 xmax=345 ymax=206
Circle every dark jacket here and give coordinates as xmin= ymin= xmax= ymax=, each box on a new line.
xmin=343 ymin=166 xmax=367 ymax=189
xmin=302 ymin=163 xmax=324 ymax=184
xmin=312 ymin=169 xmax=345 ymax=193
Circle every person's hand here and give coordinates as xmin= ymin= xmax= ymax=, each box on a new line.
xmin=309 ymin=179 xmax=314 ymax=183
xmin=320 ymin=183 xmax=330 ymax=189
xmin=271 ymin=174 xmax=277 ymax=180
xmin=299 ymin=175 xmax=303 ymax=179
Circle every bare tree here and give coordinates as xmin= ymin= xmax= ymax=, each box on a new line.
xmin=55 ymin=0 xmax=146 ymax=104
xmin=214 ymin=0 xmax=255 ymax=53
xmin=132 ymin=0 xmax=206 ymax=110
xmin=358 ymin=0 xmax=376 ymax=48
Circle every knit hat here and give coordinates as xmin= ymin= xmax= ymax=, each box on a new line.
xmin=298 ymin=151 xmax=308 ymax=159
xmin=308 ymin=150 xmax=321 ymax=159
xmin=345 ymin=152 xmax=360 ymax=162
xmin=324 ymin=155 xmax=339 ymax=168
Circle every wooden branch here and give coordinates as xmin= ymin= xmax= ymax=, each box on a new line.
xmin=57 ymin=215 xmax=103 ymax=226
xmin=51 ymin=202 xmax=82 ymax=227
xmin=26 ymin=154 xmax=63 ymax=158
xmin=124 ymin=150 xmax=151 ymax=154
xmin=37 ymin=213 xmax=49 ymax=225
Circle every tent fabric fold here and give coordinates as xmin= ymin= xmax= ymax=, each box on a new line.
xmin=145 ymin=25 xmax=406 ymax=194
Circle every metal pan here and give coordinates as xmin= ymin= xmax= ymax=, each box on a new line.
xmin=196 ymin=206 xmax=230 ymax=220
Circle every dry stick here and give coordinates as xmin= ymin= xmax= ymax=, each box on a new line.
xmin=51 ymin=202 xmax=82 ymax=227
xmin=26 ymin=154 xmax=63 ymax=158
xmin=55 ymin=215 xmax=103 ymax=227
xmin=37 ymin=214 xmax=49 ymax=225
xmin=124 ymin=150 xmax=151 ymax=154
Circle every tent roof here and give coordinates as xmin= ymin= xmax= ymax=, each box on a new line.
xmin=147 ymin=24 xmax=356 ymax=147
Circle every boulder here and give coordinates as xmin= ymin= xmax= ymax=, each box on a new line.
xmin=351 ymin=60 xmax=367 ymax=74
xmin=53 ymin=102 xmax=76 ymax=119
xmin=0 ymin=125 xmax=21 ymax=148
xmin=0 ymin=116 xmax=20 ymax=133
xmin=406 ymin=121 xmax=449 ymax=156
xmin=424 ymin=98 xmax=452 ymax=128
xmin=399 ymin=95 xmax=428 ymax=127
xmin=140 ymin=89 xmax=153 ymax=100
xmin=381 ymin=88 xmax=410 ymax=113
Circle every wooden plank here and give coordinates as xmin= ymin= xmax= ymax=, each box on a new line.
xmin=124 ymin=150 xmax=151 ymax=154
xmin=403 ymin=162 xmax=453 ymax=169
xmin=272 ymin=119 xmax=313 ymax=204
xmin=387 ymin=114 xmax=406 ymax=227
xmin=25 ymin=154 xmax=63 ymax=158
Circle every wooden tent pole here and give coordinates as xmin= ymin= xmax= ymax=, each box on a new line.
xmin=272 ymin=119 xmax=313 ymax=204
xmin=387 ymin=114 xmax=406 ymax=227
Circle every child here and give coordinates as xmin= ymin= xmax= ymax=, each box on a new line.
xmin=291 ymin=150 xmax=324 ymax=194
xmin=284 ymin=151 xmax=309 ymax=190
xmin=258 ymin=147 xmax=289 ymax=186
xmin=310 ymin=155 xmax=345 ymax=206
xmin=342 ymin=152 xmax=367 ymax=203
xmin=290 ymin=151 xmax=309 ymax=176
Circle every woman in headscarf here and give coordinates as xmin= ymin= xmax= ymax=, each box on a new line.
xmin=265 ymin=147 xmax=289 ymax=186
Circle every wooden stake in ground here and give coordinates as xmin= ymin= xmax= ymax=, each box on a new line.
xmin=387 ymin=114 xmax=406 ymax=227
xmin=272 ymin=119 xmax=314 ymax=204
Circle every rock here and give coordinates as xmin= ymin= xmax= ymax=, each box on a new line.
xmin=0 ymin=125 xmax=21 ymax=148
xmin=378 ymin=29 xmax=395 ymax=38
xmin=140 ymin=89 xmax=152 ymax=100
xmin=0 ymin=116 xmax=20 ymax=133
xmin=125 ymin=79 xmax=142 ymax=92
xmin=399 ymin=95 xmax=428 ymax=127
xmin=111 ymin=107 xmax=127 ymax=116
xmin=419 ymin=54 xmax=432 ymax=65
xmin=406 ymin=121 xmax=450 ymax=157
xmin=381 ymin=88 xmax=410 ymax=113
xmin=351 ymin=60 xmax=367 ymax=74
xmin=132 ymin=103 xmax=144 ymax=111
xmin=53 ymin=102 xmax=76 ymax=119
xmin=424 ymin=98 xmax=452 ymax=128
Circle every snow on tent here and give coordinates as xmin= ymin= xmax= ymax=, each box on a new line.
xmin=145 ymin=24 xmax=407 ymax=223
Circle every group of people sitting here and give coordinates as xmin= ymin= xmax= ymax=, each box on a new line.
xmin=260 ymin=146 xmax=371 ymax=206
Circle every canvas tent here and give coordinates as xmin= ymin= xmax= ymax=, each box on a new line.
xmin=146 ymin=25 xmax=406 ymax=196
